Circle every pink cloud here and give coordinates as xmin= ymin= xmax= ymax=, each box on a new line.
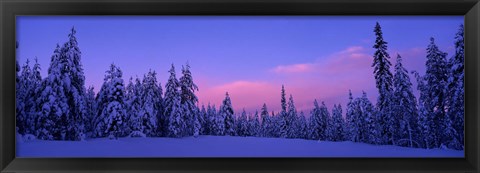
xmin=271 ymin=63 xmax=315 ymax=74
xmin=198 ymin=45 xmax=380 ymax=115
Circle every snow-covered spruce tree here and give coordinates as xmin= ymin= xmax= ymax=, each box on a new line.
xmin=84 ymin=86 xmax=97 ymax=137
xmin=35 ymin=45 xmax=69 ymax=140
xmin=207 ymin=103 xmax=217 ymax=135
xmin=330 ymin=104 xmax=345 ymax=141
xmin=393 ymin=54 xmax=420 ymax=148
xmin=168 ymin=90 xmax=185 ymax=138
xmin=193 ymin=109 xmax=201 ymax=138
xmin=220 ymin=92 xmax=235 ymax=136
xmin=140 ymin=70 xmax=162 ymax=137
xmin=446 ymin=24 xmax=465 ymax=150
xmin=272 ymin=111 xmax=283 ymax=138
xmin=179 ymin=63 xmax=199 ymax=136
xmin=286 ymin=94 xmax=298 ymax=138
xmin=211 ymin=104 xmax=224 ymax=136
xmin=308 ymin=99 xmax=323 ymax=140
xmin=372 ymin=22 xmax=395 ymax=145
xmin=16 ymin=59 xmax=33 ymax=135
xmin=360 ymin=91 xmax=378 ymax=144
xmin=126 ymin=77 xmax=144 ymax=136
xmin=412 ymin=71 xmax=434 ymax=149
xmin=260 ymin=103 xmax=271 ymax=137
xmin=61 ymin=27 xmax=88 ymax=141
xmin=319 ymin=101 xmax=330 ymax=141
xmin=424 ymin=37 xmax=451 ymax=148
xmin=296 ymin=111 xmax=308 ymax=139
xmin=248 ymin=110 xmax=261 ymax=137
xmin=163 ymin=64 xmax=180 ymax=136
xmin=279 ymin=85 xmax=288 ymax=138
xmin=101 ymin=64 xmax=127 ymax=139
xmin=156 ymin=81 xmax=164 ymax=136
xmin=344 ymin=90 xmax=354 ymax=141
xmin=237 ymin=109 xmax=249 ymax=137
xmin=200 ymin=104 xmax=209 ymax=135
xmin=25 ymin=58 xmax=43 ymax=135
xmin=348 ymin=92 xmax=367 ymax=143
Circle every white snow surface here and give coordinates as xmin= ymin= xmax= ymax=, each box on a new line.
xmin=17 ymin=135 xmax=463 ymax=158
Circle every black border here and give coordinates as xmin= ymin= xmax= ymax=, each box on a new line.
xmin=1 ymin=0 xmax=479 ymax=172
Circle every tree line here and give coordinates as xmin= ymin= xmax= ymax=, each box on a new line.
xmin=16 ymin=23 xmax=464 ymax=150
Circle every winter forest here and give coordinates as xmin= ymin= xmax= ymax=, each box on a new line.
xmin=16 ymin=20 xmax=465 ymax=157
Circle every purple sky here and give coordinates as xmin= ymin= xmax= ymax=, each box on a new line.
xmin=16 ymin=16 xmax=463 ymax=115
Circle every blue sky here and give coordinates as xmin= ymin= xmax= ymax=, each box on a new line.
xmin=16 ymin=16 xmax=463 ymax=114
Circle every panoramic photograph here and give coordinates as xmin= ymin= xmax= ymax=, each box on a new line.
xmin=15 ymin=16 xmax=464 ymax=157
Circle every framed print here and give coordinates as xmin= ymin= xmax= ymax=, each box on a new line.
xmin=1 ymin=0 xmax=479 ymax=172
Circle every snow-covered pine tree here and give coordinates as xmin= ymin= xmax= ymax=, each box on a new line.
xmin=360 ymin=91 xmax=377 ymax=144
xmin=272 ymin=111 xmax=282 ymax=138
xmin=168 ymin=90 xmax=185 ymax=138
xmin=412 ymin=71 xmax=434 ymax=149
xmin=296 ymin=111 xmax=308 ymax=139
xmin=16 ymin=59 xmax=32 ymax=135
xmin=25 ymin=58 xmax=43 ymax=135
xmin=348 ymin=92 xmax=367 ymax=143
xmin=61 ymin=27 xmax=88 ymax=140
xmin=372 ymin=22 xmax=395 ymax=145
xmin=207 ymin=103 xmax=216 ymax=135
xmin=101 ymin=64 xmax=127 ymax=139
xmin=35 ymin=45 xmax=69 ymax=140
xmin=127 ymin=77 xmax=144 ymax=136
xmin=179 ymin=63 xmax=199 ymax=136
xmin=286 ymin=94 xmax=298 ymax=138
xmin=156 ymin=81 xmax=165 ymax=136
xmin=319 ymin=101 xmax=330 ymax=141
xmin=200 ymin=104 xmax=209 ymax=135
xmin=446 ymin=24 xmax=464 ymax=150
xmin=163 ymin=64 xmax=180 ymax=136
xmin=84 ymin=86 xmax=97 ymax=137
xmin=140 ymin=70 xmax=161 ymax=137
xmin=424 ymin=37 xmax=450 ymax=148
xmin=221 ymin=92 xmax=236 ymax=136
xmin=211 ymin=104 xmax=224 ymax=136
xmin=331 ymin=104 xmax=345 ymax=141
xmin=248 ymin=110 xmax=260 ymax=137
xmin=279 ymin=85 xmax=288 ymax=138
xmin=260 ymin=103 xmax=271 ymax=137
xmin=326 ymin=106 xmax=335 ymax=141
xmin=308 ymin=99 xmax=322 ymax=140
xmin=193 ymin=109 xmax=201 ymax=138
xmin=17 ymin=59 xmax=33 ymax=135
xmin=393 ymin=54 xmax=419 ymax=147
xmin=237 ymin=109 xmax=249 ymax=137
xmin=345 ymin=90 xmax=354 ymax=141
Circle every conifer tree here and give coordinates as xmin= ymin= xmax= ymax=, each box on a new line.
xmin=221 ymin=92 xmax=235 ymax=136
xmin=425 ymin=37 xmax=450 ymax=148
xmin=286 ymin=94 xmax=298 ymax=138
xmin=446 ymin=24 xmax=465 ymax=150
xmin=372 ymin=22 xmax=394 ymax=145
xmin=101 ymin=64 xmax=127 ymax=139
xmin=168 ymin=90 xmax=185 ymax=138
xmin=330 ymin=104 xmax=345 ymax=141
xmin=238 ymin=109 xmax=249 ymax=137
xmin=179 ymin=63 xmax=199 ymax=136
xmin=163 ymin=64 xmax=180 ymax=136
xmin=393 ymin=54 xmax=419 ymax=147
xmin=308 ymin=99 xmax=324 ymax=140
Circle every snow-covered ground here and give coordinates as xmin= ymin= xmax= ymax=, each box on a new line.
xmin=16 ymin=135 xmax=463 ymax=158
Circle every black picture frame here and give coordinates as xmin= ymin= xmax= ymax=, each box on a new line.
xmin=1 ymin=0 xmax=479 ymax=172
